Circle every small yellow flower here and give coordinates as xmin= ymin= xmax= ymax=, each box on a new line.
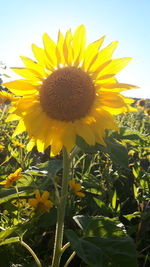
xmin=0 ymin=90 xmax=15 ymax=104
xmin=136 ymin=99 xmax=146 ymax=109
xmin=0 ymin=168 xmax=22 ymax=188
xmin=144 ymin=108 xmax=150 ymax=118
xmin=13 ymin=141 xmax=26 ymax=149
xmin=0 ymin=144 xmax=4 ymax=151
xmin=28 ymin=189 xmax=53 ymax=212
xmin=69 ymin=179 xmax=85 ymax=197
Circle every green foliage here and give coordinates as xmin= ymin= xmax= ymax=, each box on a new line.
xmin=0 ymin=99 xmax=150 ymax=266
xmin=66 ymin=230 xmax=137 ymax=267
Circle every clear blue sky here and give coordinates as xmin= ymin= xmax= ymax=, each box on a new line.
xmin=0 ymin=0 xmax=150 ymax=98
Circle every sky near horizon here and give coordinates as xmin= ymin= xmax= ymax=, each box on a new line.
xmin=0 ymin=0 xmax=150 ymax=98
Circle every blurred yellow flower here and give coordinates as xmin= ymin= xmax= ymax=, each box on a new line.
xmin=136 ymin=99 xmax=146 ymax=109
xmin=28 ymin=189 xmax=53 ymax=212
xmin=13 ymin=141 xmax=26 ymax=149
xmin=0 ymin=90 xmax=16 ymax=104
xmin=5 ymin=25 xmax=137 ymax=156
xmin=0 ymin=144 xmax=4 ymax=151
xmin=0 ymin=168 xmax=22 ymax=188
xmin=69 ymin=179 xmax=85 ymax=197
xmin=144 ymin=108 xmax=150 ymax=118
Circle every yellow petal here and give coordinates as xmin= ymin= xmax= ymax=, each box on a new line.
xmin=91 ymin=60 xmax=111 ymax=79
xmin=63 ymin=29 xmax=73 ymax=65
xmin=45 ymin=200 xmax=53 ymax=210
xmin=28 ymin=199 xmax=38 ymax=208
xmin=82 ymin=36 xmax=105 ymax=71
xmin=76 ymin=191 xmax=85 ymax=197
xmin=3 ymin=80 xmax=38 ymax=95
xmin=14 ymin=168 xmax=22 ymax=175
xmin=35 ymin=189 xmax=41 ymax=200
xmin=41 ymin=191 xmax=49 ymax=201
xmin=50 ymin=139 xmax=63 ymax=157
xmin=96 ymin=76 xmax=117 ymax=85
xmin=15 ymin=96 xmax=39 ymax=115
xmin=11 ymin=68 xmax=42 ymax=82
xmin=13 ymin=119 xmax=26 ymax=136
xmin=26 ymin=138 xmax=35 ymax=151
xmin=43 ymin=33 xmax=57 ymax=68
xmin=36 ymin=115 xmax=53 ymax=151
xmin=50 ymin=127 xmax=64 ymax=156
xmin=75 ymin=121 xmax=95 ymax=146
xmin=23 ymin=107 xmax=47 ymax=138
xmin=90 ymin=41 xmax=119 ymax=72
xmin=97 ymin=92 xmax=136 ymax=114
xmin=95 ymin=108 xmax=118 ymax=130
xmin=98 ymin=57 xmax=132 ymax=77
xmin=72 ymin=25 xmax=86 ymax=66
xmin=62 ymin=123 xmax=76 ymax=154
xmin=20 ymin=56 xmax=47 ymax=77
xmin=74 ymin=183 xmax=82 ymax=192
xmin=6 ymin=113 xmax=20 ymax=122
xmin=99 ymin=83 xmax=139 ymax=92
xmin=56 ymin=31 xmax=65 ymax=66
xmin=0 ymin=180 xmax=7 ymax=186
xmin=69 ymin=179 xmax=76 ymax=188
xmin=36 ymin=138 xmax=45 ymax=153
xmin=32 ymin=44 xmax=51 ymax=69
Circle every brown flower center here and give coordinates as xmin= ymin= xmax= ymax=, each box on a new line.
xmin=40 ymin=67 xmax=95 ymax=121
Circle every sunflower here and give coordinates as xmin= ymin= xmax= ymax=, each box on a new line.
xmin=136 ymin=99 xmax=146 ymax=109
xmin=144 ymin=108 xmax=150 ymax=118
xmin=4 ymin=25 xmax=137 ymax=156
xmin=0 ymin=90 xmax=16 ymax=104
xmin=69 ymin=179 xmax=85 ymax=197
xmin=28 ymin=189 xmax=53 ymax=212
xmin=0 ymin=168 xmax=22 ymax=188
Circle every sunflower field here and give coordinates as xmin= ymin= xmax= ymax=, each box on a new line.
xmin=0 ymin=26 xmax=150 ymax=267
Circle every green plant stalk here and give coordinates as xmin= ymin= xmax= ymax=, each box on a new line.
xmin=52 ymin=147 xmax=70 ymax=267
xmin=15 ymin=185 xmax=20 ymax=221
xmin=64 ymin=251 xmax=76 ymax=267
xmin=20 ymin=239 xmax=42 ymax=267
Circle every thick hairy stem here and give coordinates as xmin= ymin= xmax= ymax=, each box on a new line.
xmin=51 ymin=147 xmax=70 ymax=267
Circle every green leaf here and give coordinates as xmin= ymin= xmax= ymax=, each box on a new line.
xmin=112 ymin=190 xmax=117 ymax=209
xmin=105 ymin=138 xmax=129 ymax=168
xmin=93 ymin=198 xmax=113 ymax=215
xmin=0 ymin=188 xmax=33 ymax=204
xmin=36 ymin=159 xmax=62 ymax=176
xmin=76 ymin=136 xmax=99 ymax=153
xmin=0 ymin=227 xmax=17 ymax=241
xmin=66 ymin=230 xmax=138 ymax=267
xmin=73 ymin=215 xmax=126 ymax=238
xmin=123 ymin=212 xmax=141 ymax=221
xmin=76 ymin=135 xmax=129 ymax=168
xmin=65 ymin=230 xmax=103 ymax=267
xmin=0 ymin=237 xmax=20 ymax=246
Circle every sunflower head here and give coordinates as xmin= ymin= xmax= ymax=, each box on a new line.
xmin=4 ymin=25 xmax=137 ymax=156
xmin=28 ymin=189 xmax=53 ymax=212
xmin=0 ymin=168 xmax=22 ymax=188
xmin=144 ymin=108 xmax=150 ymax=118
xmin=136 ymin=99 xmax=146 ymax=109
xmin=0 ymin=90 xmax=15 ymax=104
xmin=69 ymin=179 xmax=85 ymax=197
xmin=0 ymin=144 xmax=4 ymax=151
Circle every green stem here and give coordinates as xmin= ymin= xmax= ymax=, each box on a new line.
xmin=61 ymin=242 xmax=70 ymax=253
xmin=20 ymin=240 xmax=42 ymax=267
xmin=64 ymin=251 xmax=76 ymax=267
xmin=52 ymin=147 xmax=70 ymax=267
xmin=15 ymin=185 xmax=20 ymax=221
